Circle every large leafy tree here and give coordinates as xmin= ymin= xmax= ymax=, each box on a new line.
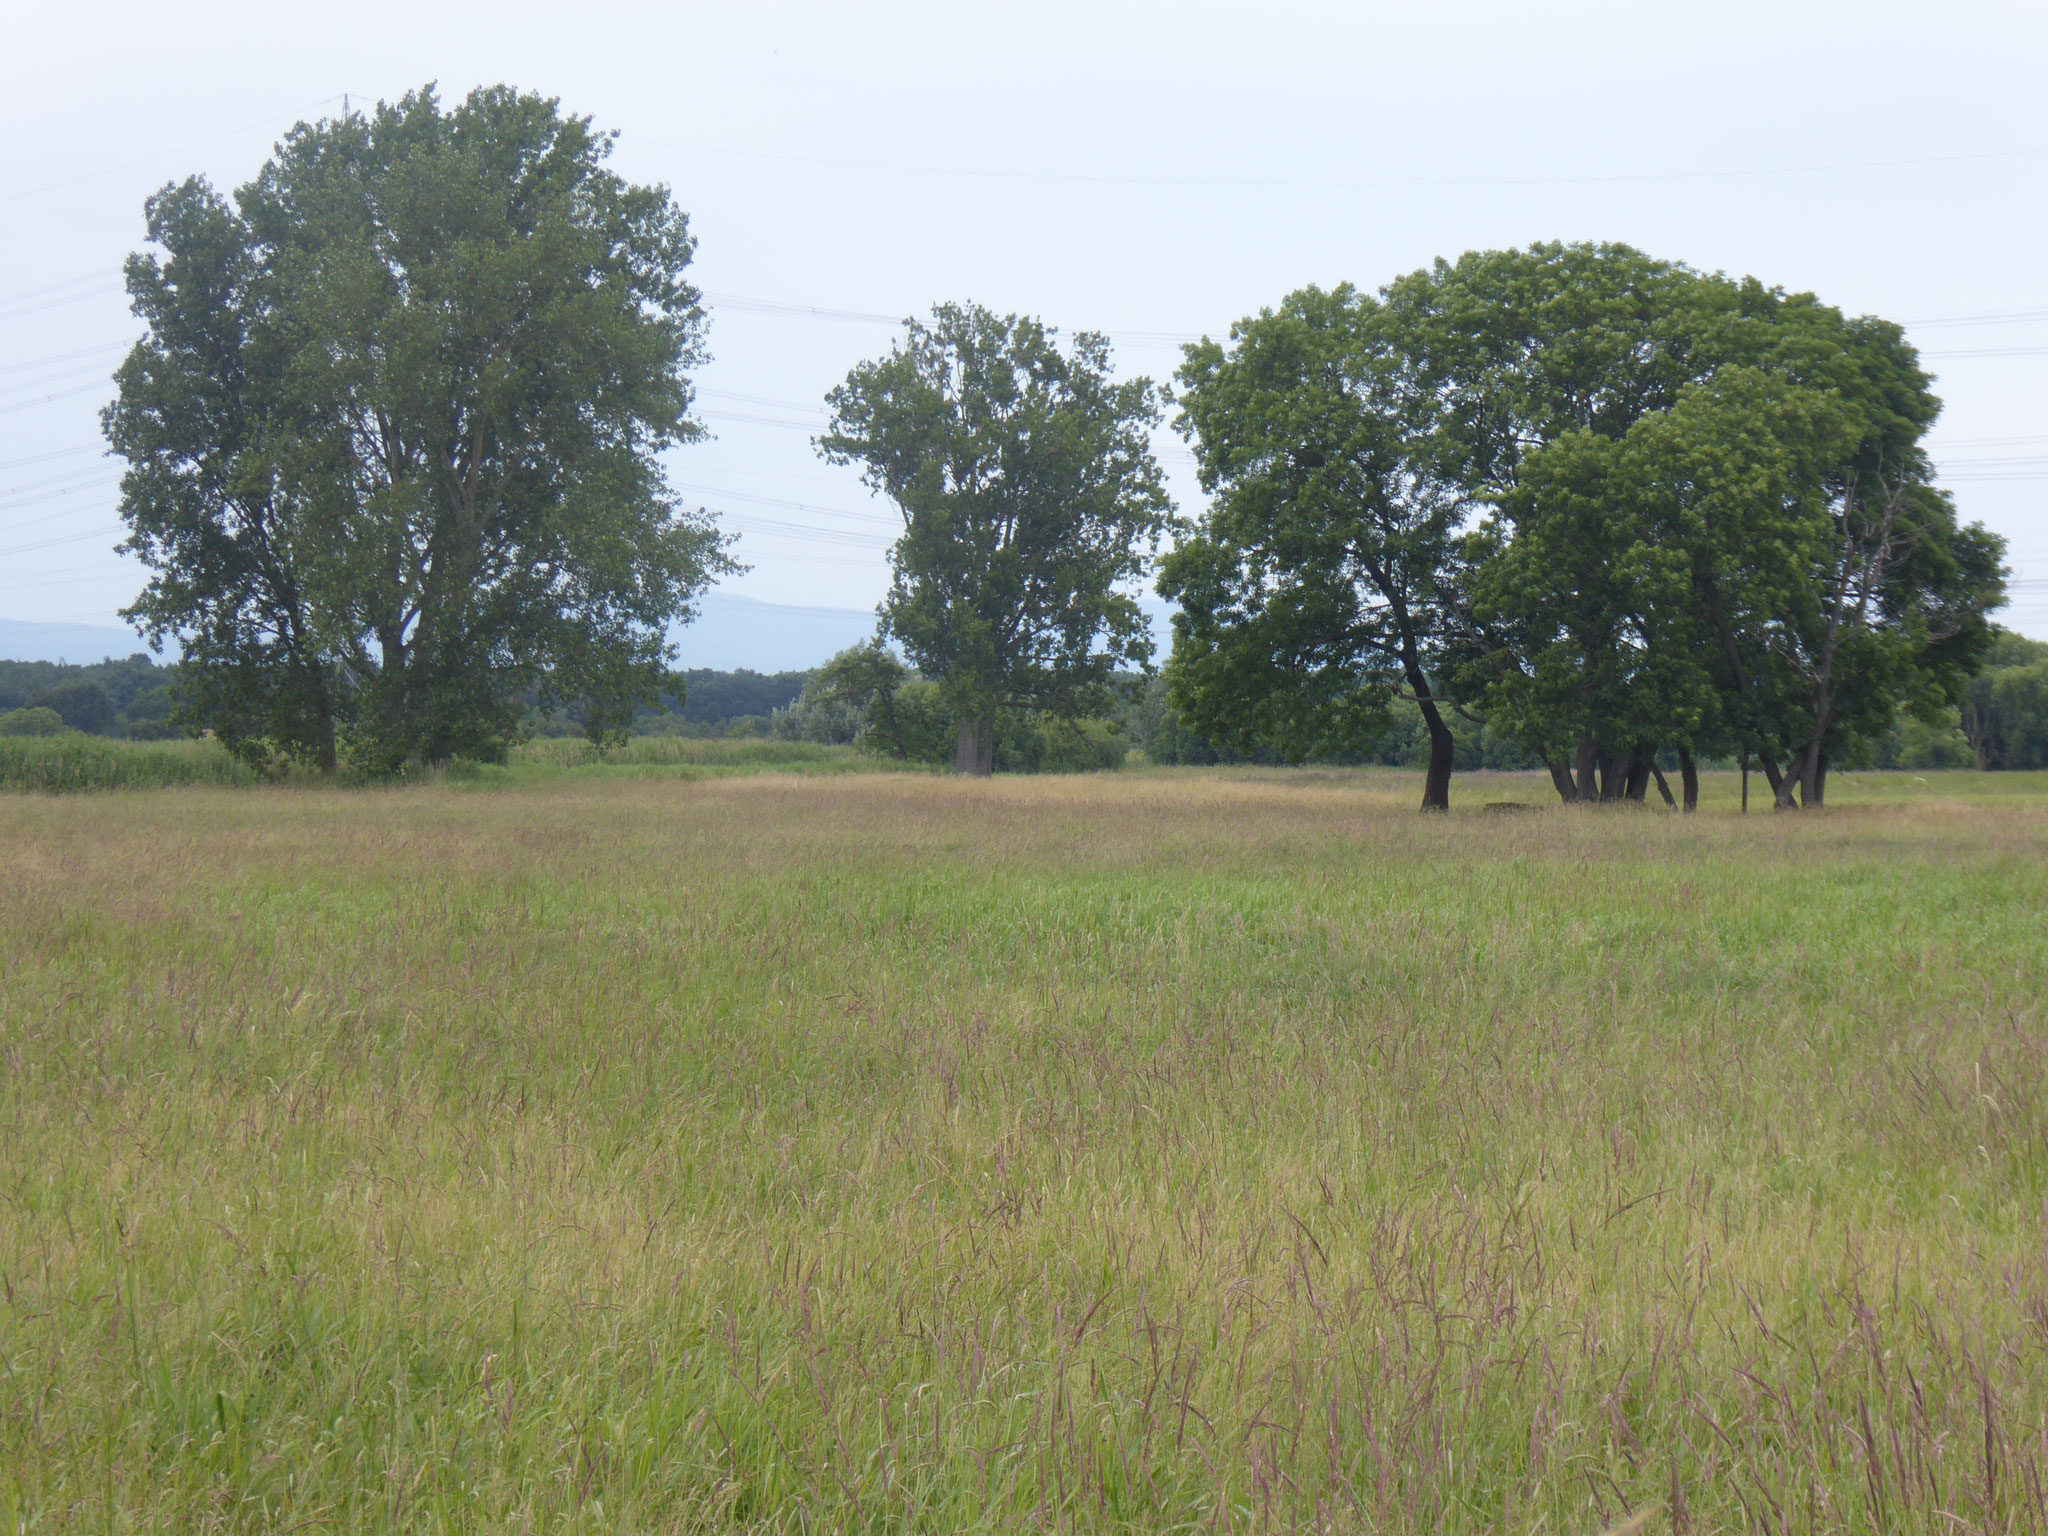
xmin=108 ymin=85 xmax=731 ymax=769
xmin=1161 ymin=285 xmax=1467 ymax=811
xmin=1387 ymin=243 xmax=2002 ymax=807
xmin=1700 ymin=307 xmax=2005 ymax=806
xmin=105 ymin=179 xmax=341 ymax=766
xmin=1379 ymin=243 xmax=1745 ymax=800
xmin=819 ymin=303 xmax=1171 ymax=775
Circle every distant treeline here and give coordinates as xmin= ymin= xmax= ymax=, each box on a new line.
xmin=0 ymin=657 xmax=812 ymax=743
xmin=766 ymin=633 xmax=2048 ymax=774
xmin=0 ymin=657 xmax=177 ymax=739
xmin=531 ymin=668 xmax=812 ymax=739
xmin=8 ymin=636 xmax=2046 ymax=772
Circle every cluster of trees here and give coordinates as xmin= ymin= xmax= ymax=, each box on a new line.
xmin=1163 ymin=245 xmax=2006 ymax=810
xmin=104 ymin=89 xmax=2022 ymax=802
xmin=0 ymin=656 xmax=177 ymax=738
xmin=527 ymin=667 xmax=809 ymax=739
xmin=773 ymin=643 xmax=1129 ymax=772
xmin=1963 ymin=630 xmax=2048 ymax=770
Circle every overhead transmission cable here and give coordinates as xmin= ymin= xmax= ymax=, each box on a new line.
xmin=657 ymin=137 xmax=2048 ymax=192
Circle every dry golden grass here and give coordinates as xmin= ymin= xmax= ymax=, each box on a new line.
xmin=1 ymin=767 xmax=2045 ymax=1532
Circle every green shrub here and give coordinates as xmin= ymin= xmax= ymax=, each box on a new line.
xmin=998 ymin=715 xmax=1128 ymax=772
xmin=1893 ymin=716 xmax=1978 ymax=771
xmin=0 ymin=707 xmax=67 ymax=738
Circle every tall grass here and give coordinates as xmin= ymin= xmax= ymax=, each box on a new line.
xmin=0 ymin=734 xmax=879 ymax=794
xmin=507 ymin=736 xmax=892 ymax=779
xmin=0 ymin=733 xmax=262 ymax=791
xmin=1 ymin=771 xmax=2044 ymax=1531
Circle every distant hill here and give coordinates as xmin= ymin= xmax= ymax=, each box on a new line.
xmin=670 ymin=592 xmax=1175 ymax=672
xmin=671 ymin=593 xmax=879 ymax=672
xmin=0 ymin=619 xmax=160 ymax=666
xmin=1 ymin=594 xmax=1174 ymax=673
xmin=0 ymin=600 xmax=876 ymax=673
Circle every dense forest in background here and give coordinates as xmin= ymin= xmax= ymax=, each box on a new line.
xmin=6 ymin=634 xmax=2048 ymax=771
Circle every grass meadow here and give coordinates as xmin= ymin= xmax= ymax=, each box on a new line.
xmin=1 ymin=764 xmax=2045 ymax=1532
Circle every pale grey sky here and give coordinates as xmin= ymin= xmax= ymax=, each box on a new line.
xmin=4 ymin=0 xmax=2045 ymax=647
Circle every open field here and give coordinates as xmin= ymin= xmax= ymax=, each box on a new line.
xmin=0 ymin=736 xmax=884 ymax=794
xmin=2 ymin=770 xmax=2046 ymax=1532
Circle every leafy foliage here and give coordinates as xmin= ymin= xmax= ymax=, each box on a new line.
xmin=0 ymin=708 xmax=67 ymax=739
xmin=785 ymin=644 xmax=1128 ymax=772
xmin=1962 ymin=630 xmax=2048 ymax=770
xmin=1164 ymin=243 xmax=2008 ymax=808
xmin=1162 ymin=284 xmax=1466 ymax=808
xmin=820 ymin=304 xmax=1171 ymax=774
xmin=108 ymin=85 xmax=732 ymax=771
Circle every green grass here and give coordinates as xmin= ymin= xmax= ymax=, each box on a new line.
xmin=0 ymin=733 xmax=263 ymax=791
xmin=0 ymin=734 xmax=882 ymax=794
xmin=1 ymin=770 xmax=2045 ymax=1532
xmin=501 ymin=736 xmax=900 ymax=782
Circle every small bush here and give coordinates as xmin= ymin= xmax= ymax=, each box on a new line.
xmin=0 ymin=707 xmax=67 ymax=738
xmin=999 ymin=715 xmax=1129 ymax=773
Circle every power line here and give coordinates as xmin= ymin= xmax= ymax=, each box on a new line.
xmin=1925 ymin=434 xmax=2048 ymax=449
xmin=0 ymin=444 xmax=102 ymax=475
xmin=0 ymin=359 xmax=123 ymax=403
xmin=1 ymin=466 xmax=120 ymax=501
xmin=0 ymin=522 xmax=125 ymax=560
xmin=0 ymin=272 xmax=117 ymax=306
xmin=658 ymin=137 xmax=2048 ymax=193
xmin=0 ymin=502 xmax=118 ymax=539
xmin=0 ymin=342 xmax=126 ymax=378
xmin=673 ymin=480 xmax=897 ymax=528
xmin=720 ymin=512 xmax=888 ymax=549
xmin=697 ymin=386 xmax=828 ymax=415
xmin=1922 ymin=343 xmax=2048 ymax=360
xmin=1906 ymin=308 xmax=2048 ymax=330
xmin=0 ymin=380 xmax=112 ymax=417
xmin=0 ymin=281 xmax=125 ymax=324
xmin=702 ymin=407 xmax=830 ymax=433
xmin=0 ymin=97 xmax=347 ymax=207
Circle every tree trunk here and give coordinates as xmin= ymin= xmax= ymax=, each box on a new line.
xmin=1598 ymin=748 xmax=1634 ymax=803
xmin=1418 ymin=700 xmax=1454 ymax=812
xmin=1650 ymin=765 xmax=1677 ymax=808
xmin=1677 ymin=747 xmax=1699 ymax=813
xmin=1799 ymin=751 xmax=1828 ymax=808
xmin=1624 ymin=753 xmax=1653 ymax=803
xmin=1397 ymin=645 xmax=1453 ymax=812
xmin=1573 ymin=737 xmax=1599 ymax=803
xmin=314 ymin=694 xmax=338 ymax=774
xmin=954 ymin=717 xmax=994 ymax=777
xmin=1546 ymin=757 xmax=1580 ymax=804
xmin=1774 ymin=756 xmax=1802 ymax=809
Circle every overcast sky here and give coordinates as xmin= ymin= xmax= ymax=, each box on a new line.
xmin=4 ymin=0 xmax=2045 ymax=645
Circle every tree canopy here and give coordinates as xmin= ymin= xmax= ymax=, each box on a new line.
xmin=1162 ymin=284 xmax=1466 ymax=810
xmin=819 ymin=303 xmax=1172 ymax=775
xmin=1165 ymin=243 xmax=2007 ymax=809
xmin=107 ymin=85 xmax=732 ymax=770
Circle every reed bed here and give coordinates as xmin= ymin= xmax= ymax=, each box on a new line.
xmin=1 ymin=770 xmax=2043 ymax=1532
